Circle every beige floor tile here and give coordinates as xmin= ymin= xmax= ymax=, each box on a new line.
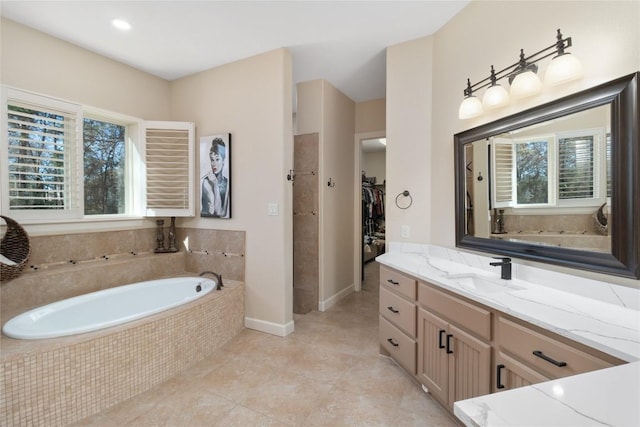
xmin=72 ymin=262 xmax=457 ymax=426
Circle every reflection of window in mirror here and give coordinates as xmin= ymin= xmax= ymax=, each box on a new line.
xmin=490 ymin=128 xmax=606 ymax=209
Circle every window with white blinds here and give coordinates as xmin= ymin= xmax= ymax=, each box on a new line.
xmin=558 ymin=135 xmax=594 ymax=200
xmin=2 ymin=89 xmax=82 ymax=219
xmin=143 ymin=121 xmax=195 ymax=217
xmin=2 ymin=87 xmax=195 ymax=221
xmin=492 ymin=139 xmax=514 ymax=208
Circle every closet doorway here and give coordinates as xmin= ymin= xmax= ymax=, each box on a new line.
xmin=354 ymin=132 xmax=386 ymax=291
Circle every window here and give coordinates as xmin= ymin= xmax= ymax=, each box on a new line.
xmin=83 ymin=117 xmax=126 ymax=215
xmin=491 ymin=128 xmax=605 ymax=209
xmin=2 ymin=87 xmax=194 ymax=222
xmin=2 ymin=89 xmax=82 ymax=220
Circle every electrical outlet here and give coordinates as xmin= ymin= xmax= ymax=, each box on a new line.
xmin=401 ymin=225 xmax=410 ymax=239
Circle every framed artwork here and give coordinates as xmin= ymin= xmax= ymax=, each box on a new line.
xmin=199 ymin=133 xmax=231 ymax=218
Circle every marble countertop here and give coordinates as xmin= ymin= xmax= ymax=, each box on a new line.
xmin=376 ymin=243 xmax=640 ymax=427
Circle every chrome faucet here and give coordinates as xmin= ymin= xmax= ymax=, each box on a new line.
xmin=199 ymin=271 xmax=224 ymax=289
xmin=490 ymin=257 xmax=512 ymax=280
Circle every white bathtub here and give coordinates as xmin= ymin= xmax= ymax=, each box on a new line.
xmin=2 ymin=276 xmax=217 ymax=339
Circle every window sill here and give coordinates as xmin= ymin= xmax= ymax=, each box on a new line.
xmin=11 ymin=216 xmax=154 ymax=236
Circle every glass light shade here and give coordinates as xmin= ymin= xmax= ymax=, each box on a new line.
xmin=544 ymin=54 xmax=583 ymax=86
xmin=458 ymin=96 xmax=483 ymax=119
xmin=510 ymin=71 xmax=542 ymax=99
xmin=482 ymin=84 xmax=510 ymax=109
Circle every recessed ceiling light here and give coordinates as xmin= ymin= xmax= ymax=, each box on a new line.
xmin=112 ymin=19 xmax=131 ymax=31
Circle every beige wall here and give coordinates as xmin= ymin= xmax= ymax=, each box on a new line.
xmin=363 ymin=151 xmax=385 ymax=184
xmin=386 ymin=35 xmax=434 ymax=244
xmin=170 ymin=48 xmax=294 ymax=334
xmin=387 ymin=0 xmax=640 ymax=286
xmin=296 ymin=79 xmax=356 ymax=308
xmin=0 ymin=18 xmax=170 ymax=120
xmin=355 ymin=99 xmax=385 ymax=134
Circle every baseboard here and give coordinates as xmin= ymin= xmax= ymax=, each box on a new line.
xmin=244 ymin=316 xmax=294 ymax=337
xmin=318 ymin=283 xmax=355 ymax=312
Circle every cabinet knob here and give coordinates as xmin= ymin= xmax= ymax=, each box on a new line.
xmin=438 ymin=329 xmax=446 ymax=349
xmin=446 ymin=334 xmax=454 ymax=354
xmin=496 ymin=364 xmax=505 ymax=389
xmin=533 ymin=350 xmax=567 ymax=367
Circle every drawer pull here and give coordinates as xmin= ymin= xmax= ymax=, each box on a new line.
xmin=438 ymin=329 xmax=446 ymax=349
xmin=533 ymin=350 xmax=567 ymax=367
xmin=387 ymin=279 xmax=400 ymax=285
xmin=496 ymin=364 xmax=505 ymax=389
xmin=387 ymin=338 xmax=399 ymax=347
xmin=387 ymin=306 xmax=399 ymax=314
xmin=446 ymin=334 xmax=454 ymax=354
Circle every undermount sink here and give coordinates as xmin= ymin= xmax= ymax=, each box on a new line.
xmin=447 ymin=274 xmax=527 ymax=294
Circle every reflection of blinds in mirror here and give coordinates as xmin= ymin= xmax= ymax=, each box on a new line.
xmin=558 ymin=136 xmax=594 ymax=199
xmin=606 ymin=133 xmax=612 ymax=198
xmin=492 ymin=140 xmax=513 ymax=207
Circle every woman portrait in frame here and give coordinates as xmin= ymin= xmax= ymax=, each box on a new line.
xmin=200 ymin=133 xmax=231 ymax=218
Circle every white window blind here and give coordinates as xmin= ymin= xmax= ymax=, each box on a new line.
xmin=558 ymin=135 xmax=594 ymax=200
xmin=2 ymin=89 xmax=82 ymax=219
xmin=492 ymin=139 xmax=513 ymax=208
xmin=143 ymin=121 xmax=195 ymax=217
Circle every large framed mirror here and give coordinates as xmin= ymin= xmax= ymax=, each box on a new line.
xmin=454 ymin=72 xmax=639 ymax=279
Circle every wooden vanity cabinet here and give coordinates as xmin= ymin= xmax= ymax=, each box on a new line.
xmin=378 ymin=266 xmax=417 ymax=375
xmin=494 ymin=315 xmax=620 ymax=392
xmin=417 ymin=281 xmax=491 ymax=410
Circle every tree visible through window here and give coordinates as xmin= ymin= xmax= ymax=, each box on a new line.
xmin=83 ymin=118 xmax=125 ymax=215
xmin=516 ymin=140 xmax=548 ymax=204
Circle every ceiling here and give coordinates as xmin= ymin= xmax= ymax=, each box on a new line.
xmin=0 ymin=1 xmax=469 ymax=104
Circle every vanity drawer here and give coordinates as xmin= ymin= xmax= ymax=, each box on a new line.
xmin=418 ymin=282 xmax=491 ymax=341
xmin=380 ymin=285 xmax=417 ymax=337
xmin=379 ymin=315 xmax=417 ymax=375
xmin=497 ymin=316 xmax=614 ymax=379
xmin=380 ymin=266 xmax=416 ymax=300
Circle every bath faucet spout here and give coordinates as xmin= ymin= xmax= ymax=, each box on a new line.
xmin=199 ymin=271 xmax=224 ymax=289
xmin=490 ymin=257 xmax=512 ymax=280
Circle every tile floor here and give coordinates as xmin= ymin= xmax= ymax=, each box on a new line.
xmin=72 ymin=262 xmax=458 ymax=426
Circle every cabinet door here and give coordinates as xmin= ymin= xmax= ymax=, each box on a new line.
xmin=448 ymin=323 xmax=491 ymax=406
xmin=495 ymin=351 xmax=550 ymax=392
xmin=417 ymin=308 xmax=449 ymax=405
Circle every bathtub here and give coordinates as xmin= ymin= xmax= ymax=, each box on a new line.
xmin=2 ymin=276 xmax=217 ymax=340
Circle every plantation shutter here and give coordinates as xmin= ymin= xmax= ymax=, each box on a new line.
xmin=143 ymin=121 xmax=195 ymax=217
xmin=606 ymin=133 xmax=612 ymax=198
xmin=558 ymin=135 xmax=594 ymax=200
xmin=491 ymin=138 xmax=513 ymax=208
xmin=2 ymin=88 xmax=82 ymax=220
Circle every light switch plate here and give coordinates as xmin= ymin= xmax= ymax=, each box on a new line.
xmin=268 ymin=203 xmax=279 ymax=216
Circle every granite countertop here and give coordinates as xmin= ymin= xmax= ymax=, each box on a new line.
xmin=375 ymin=243 xmax=640 ymax=427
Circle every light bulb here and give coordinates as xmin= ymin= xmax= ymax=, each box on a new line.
xmin=458 ymin=96 xmax=483 ymax=119
xmin=544 ymin=54 xmax=583 ymax=86
xmin=482 ymin=84 xmax=510 ymax=109
xmin=510 ymin=71 xmax=542 ymax=99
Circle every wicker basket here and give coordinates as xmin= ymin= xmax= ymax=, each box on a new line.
xmin=1 ymin=215 xmax=31 ymax=282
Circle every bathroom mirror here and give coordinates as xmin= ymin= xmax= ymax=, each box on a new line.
xmin=454 ymin=72 xmax=639 ymax=279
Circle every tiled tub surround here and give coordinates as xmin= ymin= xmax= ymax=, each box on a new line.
xmin=377 ymin=242 xmax=640 ymax=426
xmin=1 ymin=281 xmax=244 ymax=427
xmin=1 ymin=227 xmax=247 ymax=427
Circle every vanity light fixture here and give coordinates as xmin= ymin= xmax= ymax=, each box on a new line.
xmin=482 ymin=66 xmax=510 ymax=109
xmin=458 ymin=79 xmax=484 ymax=119
xmin=458 ymin=29 xmax=582 ymax=119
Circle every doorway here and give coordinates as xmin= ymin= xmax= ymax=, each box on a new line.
xmin=354 ymin=131 xmax=386 ymax=291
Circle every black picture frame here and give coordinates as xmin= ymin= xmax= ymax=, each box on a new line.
xmin=200 ymin=133 xmax=231 ymax=219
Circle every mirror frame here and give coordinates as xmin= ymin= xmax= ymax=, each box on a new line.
xmin=454 ymin=72 xmax=639 ymax=279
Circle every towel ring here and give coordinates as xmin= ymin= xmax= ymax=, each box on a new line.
xmin=395 ymin=190 xmax=413 ymax=210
